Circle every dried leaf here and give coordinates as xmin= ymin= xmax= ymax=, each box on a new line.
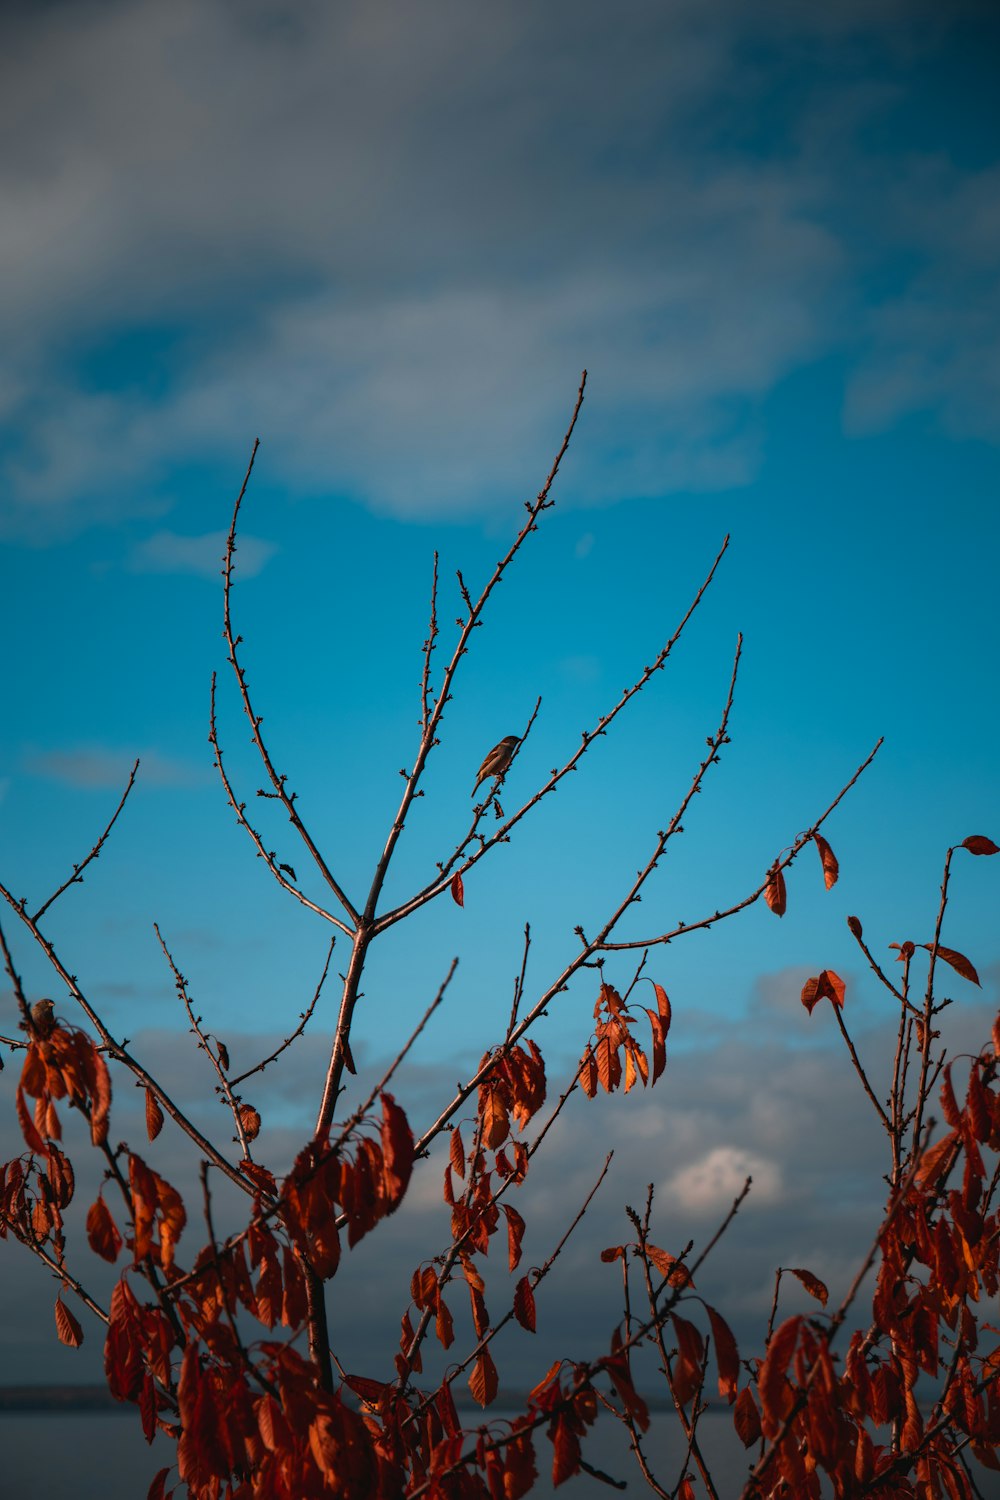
xmin=514 ymin=1276 xmax=536 ymax=1333
xmin=450 ymin=872 xmax=464 ymax=907
xmin=847 ymin=914 xmax=863 ymax=940
xmin=922 ymin=943 xmax=981 ymax=987
xmin=812 ymin=832 xmax=839 ymax=890
xmin=961 ymin=835 xmax=999 ymax=856
xmin=734 ymin=1386 xmax=762 ymax=1447
xmin=765 ymin=863 xmax=787 ymax=917
xmin=706 ymin=1304 xmax=739 ymax=1402
xmin=145 ymin=1088 xmax=164 ymax=1143
xmin=86 ymin=1195 xmax=123 ymax=1263
xmin=216 ymin=1040 xmax=230 ymax=1071
xmin=55 ymin=1296 xmax=84 ymax=1348
xmin=800 ymin=969 xmax=846 ymax=1015
xmin=469 ymin=1348 xmax=498 ymax=1408
xmin=786 ymin=1266 xmax=829 ymax=1306
xmin=238 ymin=1104 xmax=262 ymax=1141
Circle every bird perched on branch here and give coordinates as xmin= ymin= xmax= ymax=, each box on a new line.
xmin=472 ymin=735 xmax=519 ymax=796
xmin=29 ymin=998 xmax=55 ymax=1038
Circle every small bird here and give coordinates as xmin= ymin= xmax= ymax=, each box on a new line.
xmin=29 ymin=998 xmax=55 ymax=1038
xmin=472 ymin=735 xmax=520 ymax=796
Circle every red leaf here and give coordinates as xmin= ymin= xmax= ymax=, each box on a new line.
xmin=514 ymin=1276 xmax=536 ymax=1333
xmin=759 ymin=1315 xmax=802 ymax=1429
xmin=380 ymin=1091 xmax=414 ymax=1207
xmin=765 ymin=863 xmax=786 ymax=917
xmin=706 ymin=1304 xmax=739 ymax=1403
xmin=800 ymin=969 xmax=846 ymax=1015
xmin=86 ymin=1195 xmax=123 ymax=1263
xmin=145 ymin=1089 xmax=164 ymax=1143
xmin=16 ymin=1081 xmax=46 ymax=1154
xmin=734 ymin=1385 xmax=761 ymax=1447
xmin=651 ymin=982 xmax=672 ymax=1031
xmin=600 ymin=1245 xmax=625 ymax=1263
xmin=922 ymin=943 xmax=980 ymax=987
xmin=450 ymin=872 xmax=465 ymax=906
xmin=962 ymin=835 xmax=999 ymax=856
xmin=786 ymin=1267 xmax=829 ymax=1306
xmin=646 ymin=1244 xmax=693 ymax=1288
xmin=504 ymin=1204 xmax=526 ymax=1272
xmin=914 ymin=1129 xmax=959 ymax=1189
xmin=55 ymin=1296 xmax=84 ymax=1348
xmin=812 ymin=832 xmax=839 ymax=890
xmin=551 ymin=1416 xmax=581 ymax=1488
xmin=450 ymin=1125 xmax=465 ymax=1178
xmin=146 ymin=1469 xmax=171 ymax=1500
xmin=469 ymin=1348 xmax=499 ymax=1408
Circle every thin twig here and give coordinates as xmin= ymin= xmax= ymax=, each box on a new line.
xmin=32 ymin=761 xmax=140 ymax=923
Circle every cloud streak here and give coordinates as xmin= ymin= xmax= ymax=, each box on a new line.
xmin=0 ymin=1 xmax=993 ymax=538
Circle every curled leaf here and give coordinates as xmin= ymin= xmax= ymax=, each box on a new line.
xmin=238 ymin=1104 xmax=262 ymax=1141
xmin=765 ymin=863 xmax=787 ymax=917
xmin=786 ymin=1266 xmax=829 ymax=1306
xmin=812 ymin=832 xmax=839 ymax=890
xmin=800 ymin=970 xmax=846 ymax=1015
xmin=450 ymin=872 xmax=464 ymax=907
xmin=145 ymin=1088 xmax=164 ymax=1143
xmin=847 ymin=915 xmax=863 ymax=940
xmin=55 ymin=1296 xmax=84 ymax=1348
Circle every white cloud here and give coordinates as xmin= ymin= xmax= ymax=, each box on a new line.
xmin=666 ymin=1143 xmax=784 ymax=1214
xmin=126 ymin=528 xmax=276 ymax=579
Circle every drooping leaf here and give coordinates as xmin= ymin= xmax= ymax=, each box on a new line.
xmin=86 ymin=1195 xmax=123 ymax=1263
xmin=145 ymin=1088 xmax=164 ymax=1143
xmin=734 ymin=1386 xmax=762 ymax=1447
xmin=450 ymin=872 xmax=465 ymax=907
xmin=765 ymin=863 xmax=787 ymax=917
xmin=921 ymin=943 xmax=981 ymax=987
xmin=450 ymin=1125 xmax=466 ymax=1178
xmin=786 ymin=1267 xmax=829 ymax=1306
xmin=503 ymin=1203 xmax=526 ymax=1272
xmin=469 ymin=1348 xmax=499 ymax=1408
xmin=705 ymin=1304 xmax=739 ymax=1402
xmin=961 ymin=835 xmax=999 ymax=856
xmin=812 ymin=832 xmax=839 ymax=889
xmin=514 ymin=1276 xmax=536 ymax=1333
xmin=238 ymin=1104 xmax=262 ymax=1140
xmin=54 ymin=1296 xmax=84 ymax=1347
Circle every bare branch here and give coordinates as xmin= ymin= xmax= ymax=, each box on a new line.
xmin=32 ymin=760 xmax=140 ymax=924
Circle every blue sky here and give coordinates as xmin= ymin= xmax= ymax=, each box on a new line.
xmin=1 ymin=0 xmax=999 ymax=1406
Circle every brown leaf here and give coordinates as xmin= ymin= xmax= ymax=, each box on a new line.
xmin=145 ymin=1088 xmax=164 ymax=1143
xmin=765 ymin=863 xmax=787 ymax=917
xmin=55 ymin=1296 xmax=84 ymax=1348
xmin=800 ymin=970 xmax=846 ymax=1015
xmin=962 ymin=835 xmax=999 ymax=856
xmin=504 ymin=1204 xmax=526 ymax=1272
xmin=514 ymin=1276 xmax=536 ymax=1333
xmin=847 ymin=914 xmax=863 ymax=940
xmin=786 ymin=1267 xmax=829 ymax=1306
xmin=812 ymin=832 xmax=839 ymax=890
xmin=921 ymin=943 xmax=981 ymax=987
xmin=238 ymin=1104 xmax=262 ymax=1140
xmin=706 ymin=1304 xmax=739 ymax=1403
xmin=86 ymin=1195 xmax=123 ymax=1263
xmin=450 ymin=1125 xmax=465 ymax=1178
xmin=469 ymin=1348 xmax=498 ymax=1408
xmin=646 ymin=1244 xmax=693 ymax=1288
xmin=734 ymin=1386 xmax=762 ymax=1447
xmin=450 ymin=872 xmax=465 ymax=907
